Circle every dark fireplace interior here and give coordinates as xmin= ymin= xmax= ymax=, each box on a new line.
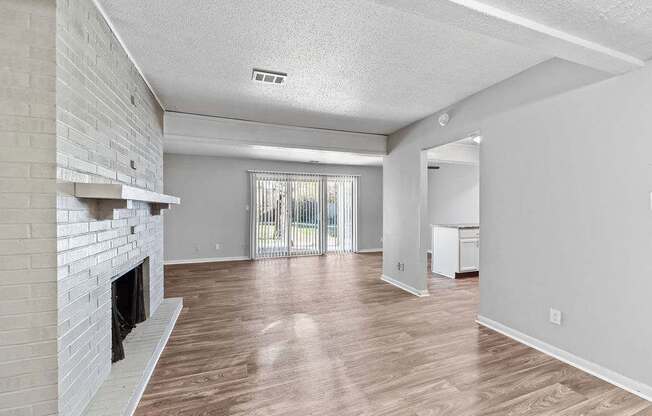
xmin=111 ymin=263 xmax=146 ymax=363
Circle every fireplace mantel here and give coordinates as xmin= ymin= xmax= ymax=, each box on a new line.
xmin=73 ymin=183 xmax=180 ymax=216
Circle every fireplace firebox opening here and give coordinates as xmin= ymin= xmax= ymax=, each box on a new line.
xmin=111 ymin=261 xmax=148 ymax=363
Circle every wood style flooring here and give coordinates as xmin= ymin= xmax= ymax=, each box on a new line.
xmin=136 ymin=253 xmax=651 ymax=415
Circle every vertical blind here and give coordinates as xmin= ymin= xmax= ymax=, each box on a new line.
xmin=327 ymin=175 xmax=358 ymax=254
xmin=249 ymin=171 xmax=358 ymax=259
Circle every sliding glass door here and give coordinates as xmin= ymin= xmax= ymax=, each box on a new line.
xmin=289 ymin=177 xmax=321 ymax=256
xmin=327 ymin=176 xmax=357 ymax=253
xmin=250 ymin=171 xmax=357 ymax=259
xmin=251 ymin=174 xmax=289 ymax=258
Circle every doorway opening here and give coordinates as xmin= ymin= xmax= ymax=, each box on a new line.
xmin=249 ymin=171 xmax=358 ymax=259
xmin=423 ymin=134 xmax=481 ymax=281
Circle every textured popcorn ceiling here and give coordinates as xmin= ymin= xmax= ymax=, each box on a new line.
xmin=96 ymin=0 xmax=548 ymax=134
xmin=480 ymin=0 xmax=652 ymax=59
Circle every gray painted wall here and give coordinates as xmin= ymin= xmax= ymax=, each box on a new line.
xmin=428 ymin=164 xmax=479 ymax=227
xmin=480 ymin=62 xmax=652 ymax=390
xmin=383 ymin=58 xmax=608 ymax=293
xmin=384 ymin=56 xmax=652 ymax=393
xmin=164 ymin=154 xmax=383 ymax=261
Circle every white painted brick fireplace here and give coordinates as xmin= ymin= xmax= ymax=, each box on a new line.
xmin=1 ymin=1 xmax=179 ymax=415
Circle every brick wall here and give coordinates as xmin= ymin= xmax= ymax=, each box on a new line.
xmin=1 ymin=0 xmax=165 ymax=413
xmin=55 ymin=0 xmax=164 ymax=415
xmin=0 ymin=0 xmax=59 ymax=415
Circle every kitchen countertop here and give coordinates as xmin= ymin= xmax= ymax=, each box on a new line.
xmin=432 ymin=223 xmax=479 ymax=229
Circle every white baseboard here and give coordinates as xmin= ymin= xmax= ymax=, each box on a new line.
xmin=357 ymin=248 xmax=383 ymax=253
xmin=164 ymin=256 xmax=250 ymax=265
xmin=476 ymin=315 xmax=652 ymax=402
xmin=381 ymin=275 xmax=429 ymax=297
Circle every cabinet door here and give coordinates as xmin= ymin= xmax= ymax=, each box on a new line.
xmin=459 ymin=238 xmax=479 ymax=271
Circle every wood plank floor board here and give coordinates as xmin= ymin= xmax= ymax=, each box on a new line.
xmin=557 ymin=388 xmax=651 ymax=416
xmin=634 ymin=407 xmax=652 ymax=415
xmin=135 ymin=253 xmax=650 ymax=415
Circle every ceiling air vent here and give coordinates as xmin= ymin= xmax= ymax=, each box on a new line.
xmin=252 ymin=69 xmax=287 ymax=85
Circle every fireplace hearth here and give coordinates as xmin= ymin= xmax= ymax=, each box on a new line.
xmin=111 ymin=263 xmax=147 ymax=363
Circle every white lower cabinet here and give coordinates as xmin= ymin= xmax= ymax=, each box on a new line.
xmin=432 ymin=225 xmax=479 ymax=278
xmin=459 ymin=238 xmax=479 ymax=272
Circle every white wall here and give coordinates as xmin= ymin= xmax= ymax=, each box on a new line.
xmin=56 ymin=1 xmax=167 ymax=414
xmin=383 ymin=58 xmax=608 ymax=293
xmin=428 ymin=163 xmax=479 ymax=228
xmin=164 ymin=154 xmax=383 ymax=261
xmin=0 ymin=2 xmax=57 ymax=415
xmin=385 ymin=54 xmax=652 ymax=395
xmin=479 ymin=62 xmax=652 ymax=393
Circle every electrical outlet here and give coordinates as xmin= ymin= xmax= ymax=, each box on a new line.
xmin=215 ymin=243 xmax=221 ymax=251
xmin=549 ymin=308 xmax=562 ymax=326
xmin=397 ymin=262 xmax=401 ymax=271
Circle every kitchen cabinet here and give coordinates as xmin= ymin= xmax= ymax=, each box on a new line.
xmin=432 ymin=224 xmax=479 ymax=278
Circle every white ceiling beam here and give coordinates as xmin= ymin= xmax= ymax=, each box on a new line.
xmin=373 ymin=0 xmax=645 ymax=74
xmin=164 ymin=112 xmax=387 ymax=156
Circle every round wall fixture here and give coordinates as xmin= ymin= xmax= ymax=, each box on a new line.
xmin=438 ymin=112 xmax=450 ymax=126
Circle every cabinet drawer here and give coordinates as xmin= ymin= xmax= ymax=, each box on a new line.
xmin=459 ymin=228 xmax=479 ymax=239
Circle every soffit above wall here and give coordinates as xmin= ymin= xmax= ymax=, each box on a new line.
xmin=427 ymin=142 xmax=479 ymax=166
xmin=164 ymin=141 xmax=384 ymax=167
xmin=163 ymin=112 xmax=386 ymax=166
